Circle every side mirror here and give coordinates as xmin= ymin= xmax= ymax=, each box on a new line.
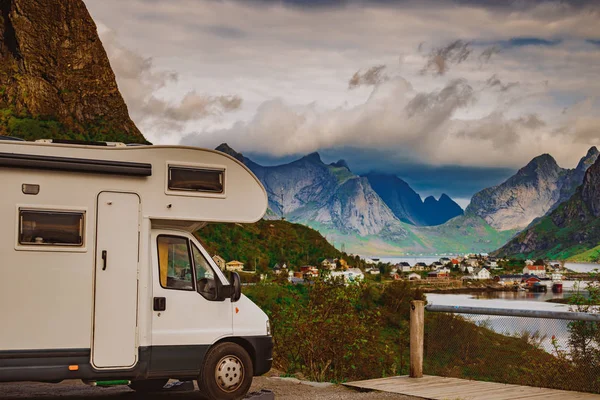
xmin=230 ymin=272 xmax=242 ymax=303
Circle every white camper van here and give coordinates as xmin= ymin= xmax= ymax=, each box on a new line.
xmin=0 ymin=138 xmax=272 ymax=399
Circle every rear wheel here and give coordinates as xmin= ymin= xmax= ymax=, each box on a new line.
xmin=198 ymin=342 xmax=253 ymax=400
xmin=128 ymin=378 xmax=168 ymax=392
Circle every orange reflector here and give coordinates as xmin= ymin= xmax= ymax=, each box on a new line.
xmin=68 ymin=365 xmax=79 ymax=371
xmin=235 ymin=307 xmax=239 ymax=314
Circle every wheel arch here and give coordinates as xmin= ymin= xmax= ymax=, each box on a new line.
xmin=213 ymin=337 xmax=256 ymax=372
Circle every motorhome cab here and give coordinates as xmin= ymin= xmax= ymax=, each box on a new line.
xmin=0 ymin=139 xmax=272 ymax=399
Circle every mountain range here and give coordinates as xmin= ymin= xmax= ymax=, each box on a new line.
xmin=466 ymin=148 xmax=599 ymax=231
xmin=497 ymin=152 xmax=600 ymax=261
xmin=217 ymin=143 xmax=600 ymax=257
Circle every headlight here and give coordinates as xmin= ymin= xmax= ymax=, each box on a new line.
xmin=266 ymin=319 xmax=271 ymax=336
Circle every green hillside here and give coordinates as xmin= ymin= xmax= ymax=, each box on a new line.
xmin=497 ymin=191 xmax=600 ymax=260
xmin=196 ymin=219 xmax=344 ymax=270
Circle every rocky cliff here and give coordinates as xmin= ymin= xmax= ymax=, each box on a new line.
xmin=466 ymin=148 xmax=598 ymax=231
xmin=364 ymin=172 xmax=463 ymax=226
xmin=0 ymin=0 xmax=146 ymax=143
xmin=496 ymin=155 xmax=600 ymax=260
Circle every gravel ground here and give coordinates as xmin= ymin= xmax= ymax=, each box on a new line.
xmin=0 ymin=376 xmax=419 ymax=400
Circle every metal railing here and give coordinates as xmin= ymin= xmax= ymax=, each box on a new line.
xmin=409 ymin=301 xmax=600 ymax=393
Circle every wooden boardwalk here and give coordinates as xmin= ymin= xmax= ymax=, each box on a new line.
xmin=344 ymin=375 xmax=600 ymax=400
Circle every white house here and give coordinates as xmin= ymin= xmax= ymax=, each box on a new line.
xmin=461 ymin=265 xmax=474 ymax=274
xmin=321 ymin=258 xmax=337 ymax=270
xmin=407 ymin=272 xmax=421 ymax=280
xmin=330 ymin=268 xmax=364 ymax=283
xmin=470 ymin=268 xmax=491 ymax=280
xmin=525 ymin=259 xmax=535 ymax=266
xmin=226 ymin=260 xmax=245 ymax=272
xmin=367 ymin=268 xmax=380 ymax=275
xmin=523 ymin=265 xmax=546 ymax=278
xmin=551 ymin=272 xmax=563 ymax=282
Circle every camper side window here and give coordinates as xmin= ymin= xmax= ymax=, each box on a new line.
xmin=157 ymin=235 xmax=194 ymax=291
xmin=19 ymin=209 xmax=84 ymax=246
xmin=168 ymin=166 xmax=224 ymax=194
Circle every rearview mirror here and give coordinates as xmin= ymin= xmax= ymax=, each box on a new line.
xmin=230 ymin=272 xmax=242 ymax=302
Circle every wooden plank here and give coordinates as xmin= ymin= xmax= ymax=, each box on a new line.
xmin=343 ymin=375 xmax=600 ymax=400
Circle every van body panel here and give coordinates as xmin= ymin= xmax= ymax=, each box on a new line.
xmin=150 ymin=230 xmax=233 ymax=347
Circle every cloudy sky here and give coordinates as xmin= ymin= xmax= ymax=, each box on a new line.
xmin=84 ymin=0 xmax=600 ymax=208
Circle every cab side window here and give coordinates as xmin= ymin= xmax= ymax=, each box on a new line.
xmin=192 ymin=244 xmax=217 ymax=301
xmin=157 ymin=235 xmax=194 ymax=291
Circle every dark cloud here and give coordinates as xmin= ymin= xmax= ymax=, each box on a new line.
xmin=479 ymin=46 xmax=501 ymax=63
xmin=246 ymin=145 xmax=516 ymax=200
xmin=485 ymin=74 xmax=519 ymax=92
xmin=406 ymin=79 xmax=474 ymax=117
xmin=421 ymin=40 xmax=472 ymax=75
xmin=204 ymin=25 xmax=247 ymax=39
xmin=348 ymin=65 xmax=389 ymax=89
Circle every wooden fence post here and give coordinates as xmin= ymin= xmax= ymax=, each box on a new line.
xmin=410 ymin=300 xmax=424 ymax=378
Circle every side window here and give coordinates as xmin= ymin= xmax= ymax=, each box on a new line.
xmin=157 ymin=236 xmax=194 ymax=291
xmin=168 ymin=166 xmax=224 ymax=194
xmin=192 ymin=244 xmax=217 ymax=301
xmin=19 ymin=209 xmax=85 ymax=246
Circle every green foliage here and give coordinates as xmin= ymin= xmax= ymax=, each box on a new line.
xmin=243 ymin=280 xmax=419 ymax=382
xmin=0 ymin=107 xmax=147 ymax=144
xmin=197 ymin=220 xmax=344 ymax=270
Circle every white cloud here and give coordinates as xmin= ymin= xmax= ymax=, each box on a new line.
xmin=85 ymin=0 xmax=600 ymax=167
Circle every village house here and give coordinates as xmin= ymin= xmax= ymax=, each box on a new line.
xmin=451 ymin=258 xmax=460 ymax=267
xmin=408 ymin=272 xmax=421 ymax=281
xmin=414 ymin=262 xmax=427 ymax=271
xmin=523 ymin=265 xmax=546 ymax=278
xmin=398 ymin=262 xmax=412 ymax=272
xmin=367 ymin=268 xmax=380 ymax=275
xmin=413 ymin=262 xmax=425 ymax=271
xmin=461 ymin=265 xmax=474 ymax=274
xmin=431 ymin=261 xmax=444 ymax=269
xmin=321 ymin=258 xmax=337 ymax=270
xmin=389 ymin=272 xmax=401 ymax=280
xmin=225 ymin=260 xmax=244 ymax=272
xmin=428 ymin=269 xmax=449 ymax=279
xmin=525 ymin=259 xmax=535 ymax=266
xmin=551 ymin=272 xmax=563 ymax=282
xmin=212 ymin=255 xmax=226 ymax=271
xmin=470 ymin=267 xmax=491 ymax=280
xmin=300 ymin=265 xmax=319 ymax=279
xmin=439 ymin=257 xmax=451 ymax=264
xmin=272 ymin=263 xmax=288 ymax=275
xmin=494 ymin=274 xmax=524 ymax=285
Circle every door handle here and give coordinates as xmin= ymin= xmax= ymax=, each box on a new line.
xmin=153 ymin=297 xmax=166 ymax=311
xmin=102 ymin=250 xmax=107 ymax=271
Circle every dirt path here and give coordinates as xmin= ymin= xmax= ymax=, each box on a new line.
xmin=0 ymin=377 xmax=419 ymax=399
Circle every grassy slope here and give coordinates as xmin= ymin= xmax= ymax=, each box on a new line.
xmin=498 ymin=192 xmax=600 ymax=260
xmin=568 ymin=245 xmax=600 ymax=263
xmin=196 ymin=219 xmax=343 ymax=269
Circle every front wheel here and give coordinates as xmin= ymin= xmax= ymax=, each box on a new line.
xmin=198 ymin=342 xmax=253 ymax=400
xmin=128 ymin=378 xmax=168 ymax=392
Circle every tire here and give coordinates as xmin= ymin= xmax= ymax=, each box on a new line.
xmin=128 ymin=378 xmax=168 ymax=392
xmin=198 ymin=342 xmax=253 ymax=400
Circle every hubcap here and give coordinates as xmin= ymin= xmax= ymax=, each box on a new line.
xmin=215 ymin=355 xmax=244 ymax=392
